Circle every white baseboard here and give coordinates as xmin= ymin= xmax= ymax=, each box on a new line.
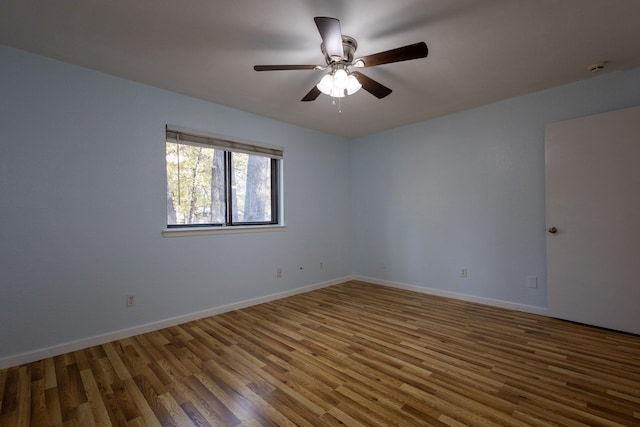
xmin=354 ymin=275 xmax=548 ymax=316
xmin=0 ymin=276 xmax=354 ymax=370
xmin=1 ymin=275 xmax=547 ymax=370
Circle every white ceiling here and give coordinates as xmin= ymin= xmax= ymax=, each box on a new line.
xmin=2 ymin=0 xmax=640 ymax=138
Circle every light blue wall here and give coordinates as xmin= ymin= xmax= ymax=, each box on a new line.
xmin=350 ymin=66 xmax=640 ymax=308
xmin=0 ymin=45 xmax=351 ymax=359
xmin=3 ymin=42 xmax=640 ymax=362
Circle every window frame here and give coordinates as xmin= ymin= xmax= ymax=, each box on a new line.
xmin=165 ymin=126 xmax=283 ymax=230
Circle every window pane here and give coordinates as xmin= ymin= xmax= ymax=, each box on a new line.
xmin=230 ymin=152 xmax=272 ymax=223
xmin=166 ymin=142 xmax=225 ymax=225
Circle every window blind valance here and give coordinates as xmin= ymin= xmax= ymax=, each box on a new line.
xmin=166 ymin=127 xmax=283 ymax=159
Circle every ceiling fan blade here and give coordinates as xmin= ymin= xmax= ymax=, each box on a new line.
xmin=358 ymin=42 xmax=428 ymax=67
xmin=254 ymin=65 xmax=319 ymax=71
xmin=314 ymin=17 xmax=344 ymax=60
xmin=301 ymin=86 xmax=321 ymax=102
xmin=351 ymin=72 xmax=392 ymax=99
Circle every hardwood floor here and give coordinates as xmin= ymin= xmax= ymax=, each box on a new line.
xmin=1 ymin=280 xmax=639 ymax=426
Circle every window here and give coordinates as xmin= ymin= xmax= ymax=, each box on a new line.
xmin=165 ymin=126 xmax=282 ymax=228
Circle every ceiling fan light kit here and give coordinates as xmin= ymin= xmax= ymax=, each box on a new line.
xmin=253 ymin=17 xmax=429 ymax=105
xmin=317 ymin=67 xmax=362 ymax=98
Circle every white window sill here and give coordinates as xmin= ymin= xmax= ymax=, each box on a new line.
xmin=162 ymin=224 xmax=286 ymax=238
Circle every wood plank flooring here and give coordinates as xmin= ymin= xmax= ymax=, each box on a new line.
xmin=1 ymin=280 xmax=639 ymax=426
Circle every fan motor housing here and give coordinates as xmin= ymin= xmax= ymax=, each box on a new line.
xmin=321 ymin=35 xmax=358 ymax=65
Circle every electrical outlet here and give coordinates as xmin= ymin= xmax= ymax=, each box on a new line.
xmin=527 ymin=276 xmax=538 ymax=288
xmin=126 ymin=294 xmax=136 ymax=307
xmin=320 ymin=261 xmax=324 ymax=269
xmin=276 ymin=267 xmax=282 ymax=278
xmin=460 ymin=268 xmax=467 ymax=278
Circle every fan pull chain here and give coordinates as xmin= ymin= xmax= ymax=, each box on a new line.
xmin=331 ymin=96 xmax=343 ymax=114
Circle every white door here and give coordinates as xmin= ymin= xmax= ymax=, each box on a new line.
xmin=545 ymin=106 xmax=640 ymax=335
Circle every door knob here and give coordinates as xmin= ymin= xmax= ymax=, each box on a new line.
xmin=548 ymin=226 xmax=558 ymax=234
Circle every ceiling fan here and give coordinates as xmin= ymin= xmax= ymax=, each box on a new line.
xmin=254 ymin=17 xmax=429 ymax=102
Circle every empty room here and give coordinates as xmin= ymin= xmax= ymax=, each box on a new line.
xmin=1 ymin=1 xmax=639 ymax=426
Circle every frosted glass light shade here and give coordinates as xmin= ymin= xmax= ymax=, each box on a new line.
xmin=317 ymin=74 xmax=334 ymax=95
xmin=346 ymin=74 xmax=362 ymax=95
xmin=330 ymin=87 xmax=346 ymax=98
xmin=333 ymin=69 xmax=348 ymax=90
